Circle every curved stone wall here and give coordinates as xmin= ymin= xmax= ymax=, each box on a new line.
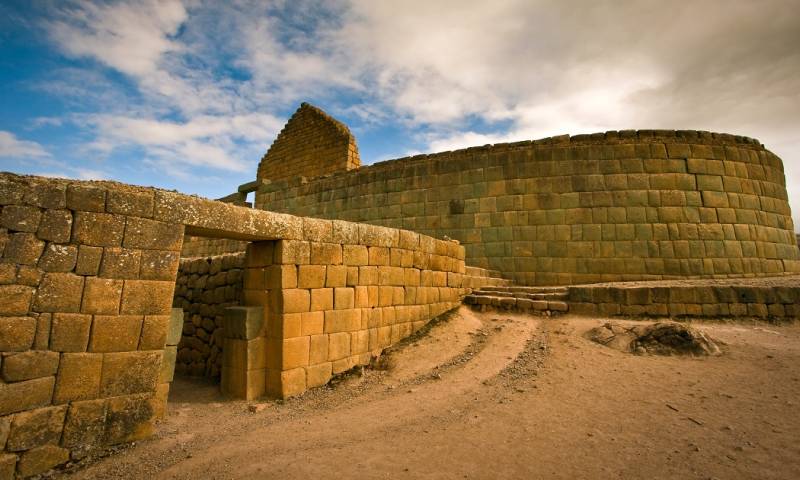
xmin=256 ymin=130 xmax=799 ymax=286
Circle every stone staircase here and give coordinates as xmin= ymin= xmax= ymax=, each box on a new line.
xmin=463 ymin=266 xmax=513 ymax=290
xmin=463 ymin=286 xmax=570 ymax=315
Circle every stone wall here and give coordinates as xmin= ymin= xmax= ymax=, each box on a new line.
xmin=256 ymin=103 xmax=360 ymax=184
xmin=180 ymin=235 xmax=248 ymax=258
xmin=257 ymin=130 xmax=799 ymax=285
xmin=224 ymin=219 xmax=466 ymax=399
xmin=0 ymin=172 xmax=470 ymax=475
xmin=173 ymin=253 xmax=244 ymax=378
xmin=0 ymin=174 xmax=183 ymax=477
xmin=567 ymin=276 xmax=800 ymax=320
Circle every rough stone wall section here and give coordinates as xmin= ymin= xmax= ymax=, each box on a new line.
xmin=256 ymin=103 xmax=360 ymax=184
xmin=257 ymin=129 xmax=799 ymax=286
xmin=180 ymin=235 xmax=248 ymax=258
xmin=567 ymin=276 xmax=800 ymax=320
xmin=0 ymin=174 xmax=183 ymax=477
xmin=173 ymin=253 xmax=244 ymax=378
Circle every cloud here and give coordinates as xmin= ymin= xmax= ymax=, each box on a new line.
xmin=49 ymin=0 xmax=186 ymax=77
xmin=26 ymin=0 xmax=800 ymax=229
xmin=79 ymin=112 xmax=283 ymax=173
xmin=0 ymin=131 xmax=51 ymax=159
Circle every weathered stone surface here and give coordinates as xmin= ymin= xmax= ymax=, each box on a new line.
xmin=156 ymin=190 xmax=303 ymax=241
xmin=15 ymin=265 xmax=43 ymax=287
xmin=100 ymin=351 xmax=161 ymax=396
xmin=167 ymin=308 xmax=183 ymax=345
xmin=53 ymin=353 xmax=103 ymax=403
xmin=6 ymin=405 xmax=67 ymax=451
xmin=49 ymin=313 xmax=92 ymax=352
xmin=0 ymin=415 xmax=10 ymax=448
xmin=66 ymin=184 xmax=106 ymax=212
xmin=123 ymin=217 xmax=183 ymax=250
xmin=81 ymin=277 xmax=123 ymax=314
xmin=75 ymin=245 xmax=103 ymax=275
xmin=16 ymin=444 xmax=70 ymax=477
xmin=38 ymin=243 xmax=78 ymax=272
xmin=587 ymin=321 xmax=721 ymax=356
xmin=139 ymin=315 xmax=169 ymax=350
xmin=99 ymin=247 xmax=142 ymax=279
xmin=0 ymin=204 xmax=41 ymax=232
xmin=31 ymin=307 xmax=53 ymax=341
xmin=305 ymin=362 xmax=332 ymax=389
xmin=72 ymin=212 xmax=124 ymax=246
xmin=0 ymin=377 xmax=55 ymax=416
xmin=0 ymin=316 xmax=36 ymax=350
xmin=1 ymin=351 xmax=59 ymax=382
xmin=37 ymin=209 xmax=73 ymax=243
xmin=107 ymin=188 xmax=154 ymax=217
xmin=61 ymin=399 xmax=107 ymax=458
xmin=104 ymin=394 xmax=155 ymax=445
xmin=139 ymin=250 xmax=180 ymax=280
xmin=0 ymin=453 xmax=15 ymax=480
xmin=222 ymin=307 xmax=263 ymax=340
xmin=120 ymin=280 xmax=174 ymax=315
xmin=23 ymin=182 xmax=66 ymax=209
xmin=159 ymin=346 xmax=177 ymax=383
xmin=4 ymin=232 xmax=45 ymax=265
xmin=32 ymin=272 xmax=84 ymax=312
xmin=89 ymin=315 xmax=143 ymax=352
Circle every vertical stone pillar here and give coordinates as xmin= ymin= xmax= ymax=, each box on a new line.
xmin=152 ymin=308 xmax=183 ymax=418
xmin=220 ymin=306 xmax=266 ymax=399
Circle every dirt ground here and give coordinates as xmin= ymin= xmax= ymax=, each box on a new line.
xmin=56 ymin=307 xmax=800 ymax=480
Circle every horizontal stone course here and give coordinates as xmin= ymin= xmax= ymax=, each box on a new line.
xmin=256 ymin=130 xmax=796 ymax=286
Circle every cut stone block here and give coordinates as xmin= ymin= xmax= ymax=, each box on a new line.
xmin=53 ymin=353 xmax=103 ymax=403
xmin=6 ymin=405 xmax=67 ymax=451
xmin=50 ymin=313 xmax=92 ymax=352
xmin=61 ymin=399 xmax=107 ymax=458
xmin=100 ymin=351 xmax=161 ymax=396
xmin=1 ymin=351 xmax=59 ymax=382
xmin=16 ymin=445 xmax=69 ymax=478
xmin=0 ymin=316 xmax=36 ymax=351
xmin=223 ymin=306 xmax=264 ymax=340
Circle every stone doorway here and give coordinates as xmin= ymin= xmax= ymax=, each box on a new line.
xmin=169 ymin=236 xmax=250 ymax=390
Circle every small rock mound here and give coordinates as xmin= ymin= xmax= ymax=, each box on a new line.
xmin=587 ymin=322 xmax=721 ymax=356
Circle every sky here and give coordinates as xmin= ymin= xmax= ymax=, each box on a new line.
xmin=0 ymin=0 xmax=799 ymax=229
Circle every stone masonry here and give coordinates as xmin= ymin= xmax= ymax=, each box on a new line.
xmin=256 ymin=116 xmax=799 ymax=286
xmin=0 ymin=172 xmax=468 ymax=477
xmin=256 ymin=102 xmax=360 ymax=184
xmin=173 ymin=253 xmax=244 ymax=378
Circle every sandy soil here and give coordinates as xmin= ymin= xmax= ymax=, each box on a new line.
xmin=56 ymin=307 xmax=800 ymax=480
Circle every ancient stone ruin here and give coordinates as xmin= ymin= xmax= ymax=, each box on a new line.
xmin=1 ymin=102 xmax=799 ymax=477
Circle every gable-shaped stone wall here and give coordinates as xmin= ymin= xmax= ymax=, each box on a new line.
xmin=0 ymin=173 xmax=467 ymax=477
xmin=256 ymin=130 xmax=799 ymax=285
xmin=256 ymin=103 xmax=360 ymax=184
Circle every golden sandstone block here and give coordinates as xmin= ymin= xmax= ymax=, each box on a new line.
xmin=310 ymin=288 xmax=333 ymax=311
xmin=305 ymin=362 xmax=332 ymax=388
xmin=53 ymin=353 xmax=103 ymax=403
xmin=0 ymin=377 xmax=54 ymax=416
xmin=81 ymin=277 xmax=123 ymax=314
xmin=298 ymin=264 xmax=326 ymax=288
xmin=1 ymin=351 xmax=59 ymax=382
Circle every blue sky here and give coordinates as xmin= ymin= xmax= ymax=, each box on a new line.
xmin=1 ymin=1 xmax=799 ymax=230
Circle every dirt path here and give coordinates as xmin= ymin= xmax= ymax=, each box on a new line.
xmin=57 ymin=308 xmax=800 ymax=479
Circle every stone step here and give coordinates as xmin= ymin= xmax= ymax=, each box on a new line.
xmin=463 ymin=294 xmax=569 ymax=314
xmin=477 ymin=286 xmax=569 ymax=295
xmin=468 ymin=291 xmax=568 ymax=301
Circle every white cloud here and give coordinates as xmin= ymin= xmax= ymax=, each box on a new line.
xmin=49 ymin=0 xmax=186 ymax=77
xmin=32 ymin=0 xmax=800 ymax=229
xmin=0 ymin=131 xmax=51 ymax=159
